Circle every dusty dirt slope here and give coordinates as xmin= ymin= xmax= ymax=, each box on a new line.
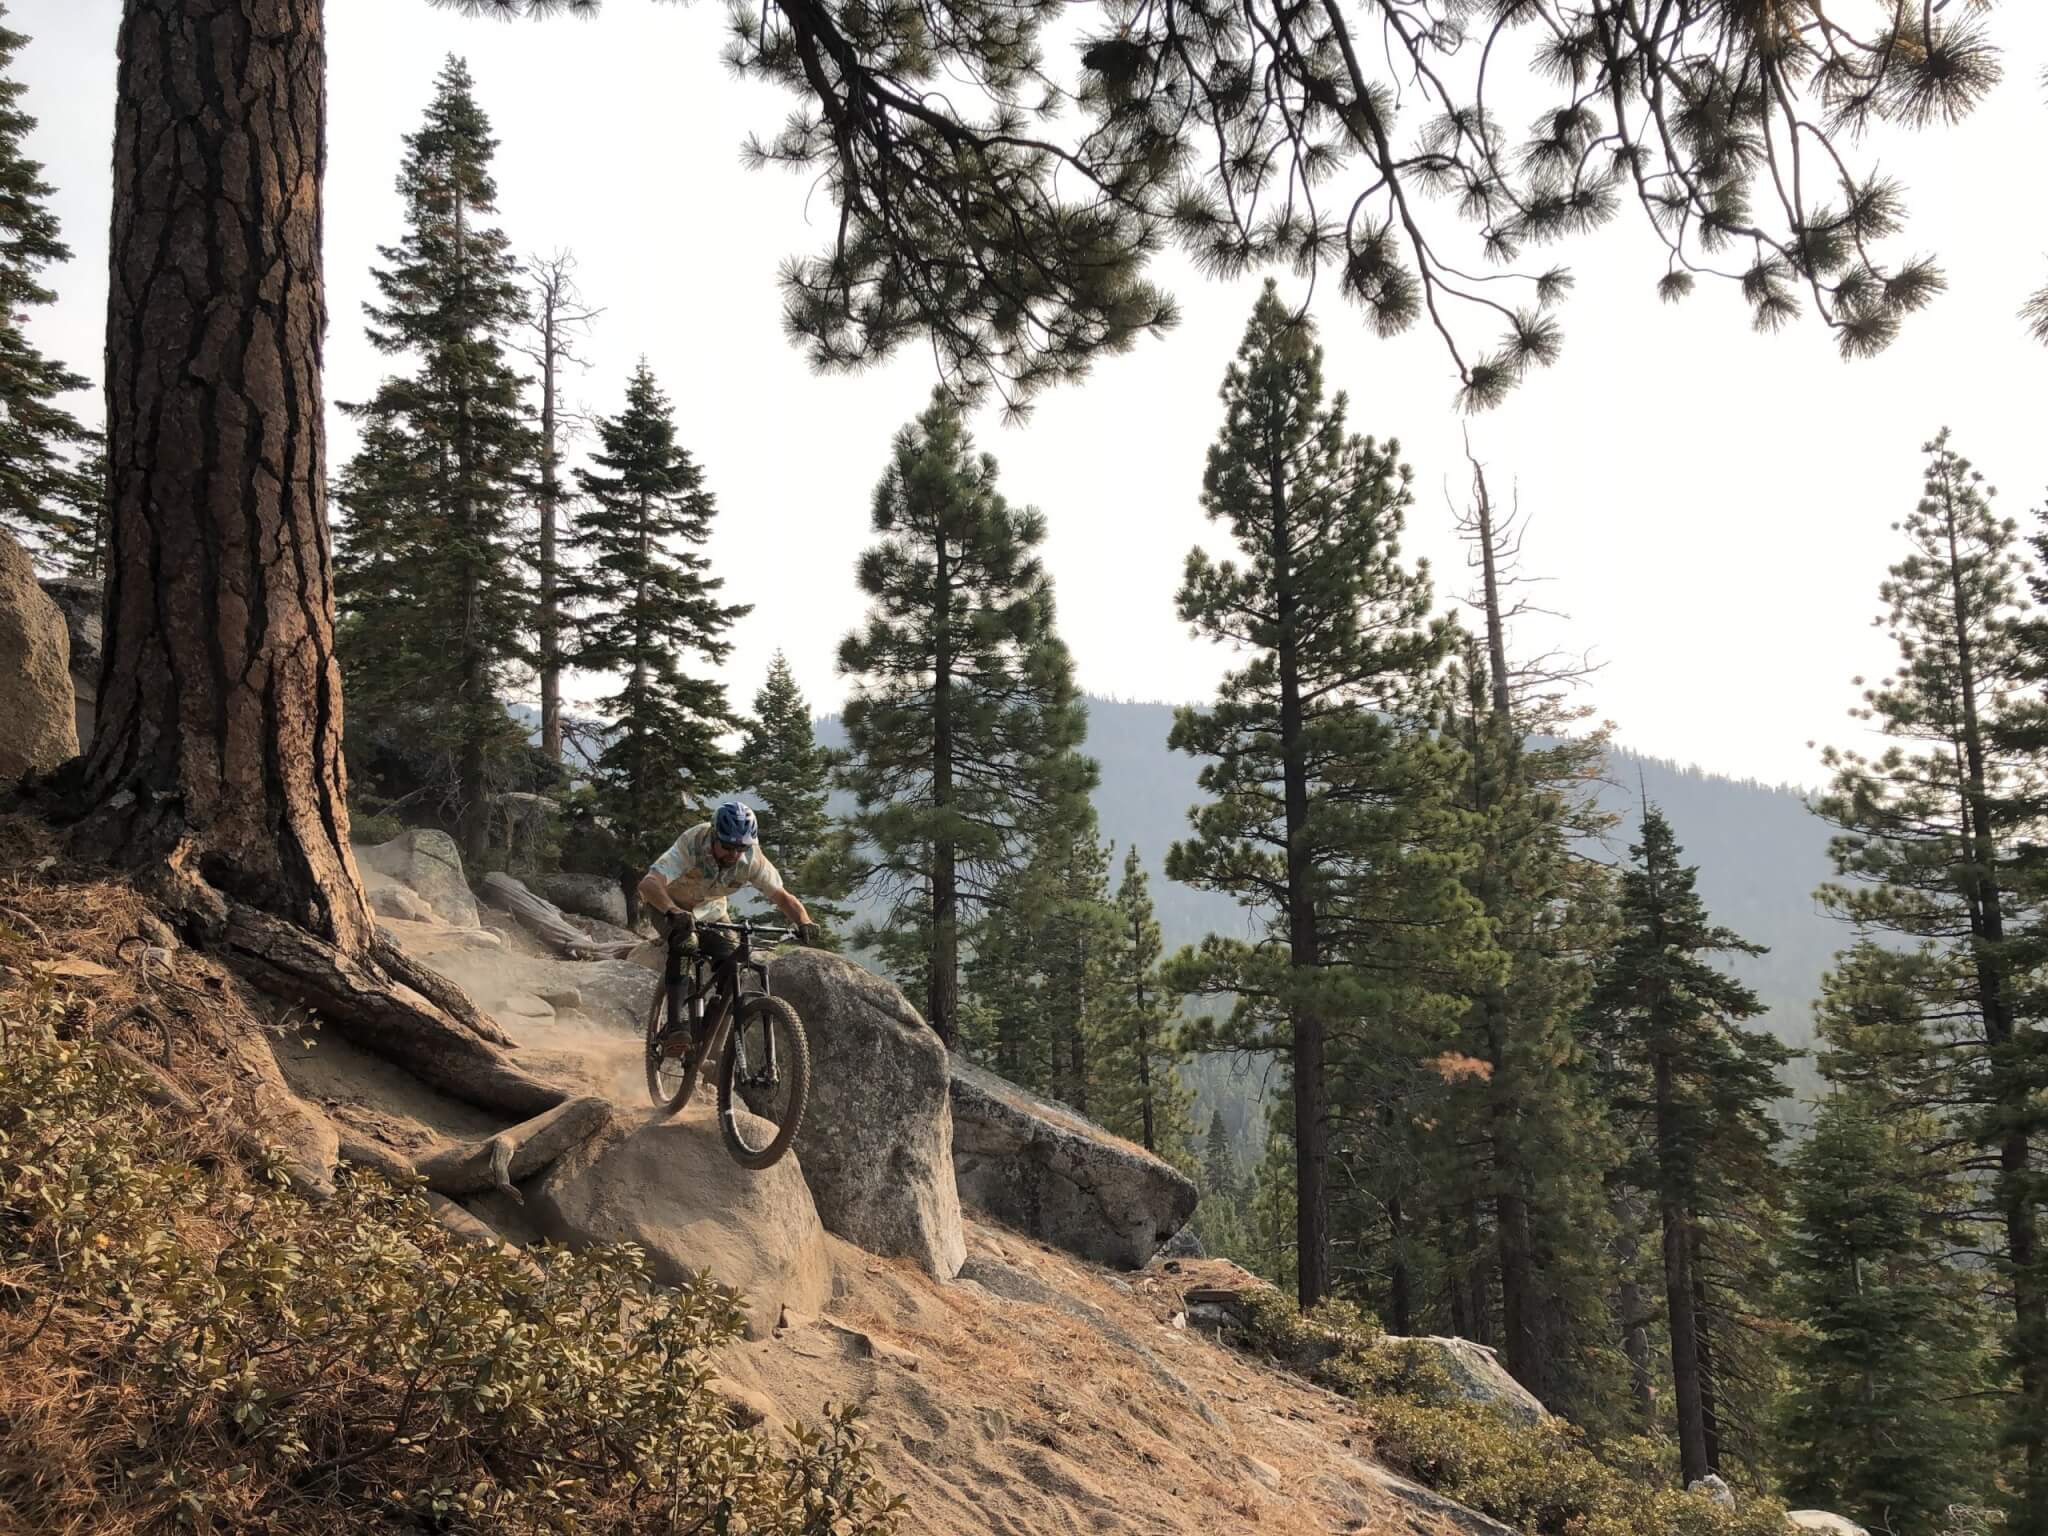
xmin=276 ymin=872 xmax=1471 ymax=1536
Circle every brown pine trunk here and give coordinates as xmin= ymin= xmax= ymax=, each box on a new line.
xmin=537 ymin=300 xmax=562 ymax=764
xmin=73 ymin=0 xmax=561 ymax=1127
xmin=1272 ymin=446 xmax=1329 ymax=1309
xmin=1654 ymin=1048 xmax=1711 ymax=1484
xmin=82 ymin=0 xmax=368 ymax=947
xmin=1467 ymin=454 xmax=1546 ymax=1400
xmin=928 ymin=532 xmax=958 ymax=1047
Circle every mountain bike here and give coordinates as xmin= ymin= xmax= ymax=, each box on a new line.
xmin=643 ymin=917 xmax=810 ymax=1171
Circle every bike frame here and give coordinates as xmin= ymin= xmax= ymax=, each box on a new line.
xmin=662 ymin=918 xmax=791 ymax=1079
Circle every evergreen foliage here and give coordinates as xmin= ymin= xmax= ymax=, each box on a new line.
xmin=703 ymin=0 xmax=2003 ymax=409
xmin=333 ymin=56 xmax=536 ymax=859
xmin=1782 ymin=961 xmax=1999 ymax=1533
xmin=0 ymin=5 xmax=91 ymax=556
xmin=1165 ymin=282 xmax=1473 ymax=1306
xmin=837 ymin=388 xmax=1093 ymax=1045
xmin=1815 ymin=431 xmax=2047 ymax=1525
xmin=568 ymin=361 xmax=749 ymax=882
xmin=1584 ymin=807 xmax=1792 ymax=1485
xmin=1091 ymin=846 xmax=1194 ymax=1163
xmin=742 ymin=652 xmax=851 ymax=934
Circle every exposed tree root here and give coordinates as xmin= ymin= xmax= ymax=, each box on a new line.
xmin=414 ymin=1094 xmax=614 ymax=1201
xmin=148 ymin=855 xmax=567 ymax=1122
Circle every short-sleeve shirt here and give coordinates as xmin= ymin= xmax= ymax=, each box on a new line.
xmin=650 ymin=822 xmax=785 ymax=920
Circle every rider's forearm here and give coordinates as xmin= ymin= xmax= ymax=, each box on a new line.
xmin=776 ymin=889 xmax=812 ymax=927
xmin=638 ymin=873 xmax=678 ymax=914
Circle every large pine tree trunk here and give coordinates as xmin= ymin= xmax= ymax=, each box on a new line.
xmin=83 ymin=0 xmax=368 ymax=948
xmin=1271 ymin=452 xmax=1329 ymax=1309
xmin=1654 ymin=1048 xmax=1711 ymax=1484
xmin=71 ymin=0 xmax=562 ymax=1128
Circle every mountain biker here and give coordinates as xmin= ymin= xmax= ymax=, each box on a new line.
xmin=636 ymin=799 xmax=820 ymax=958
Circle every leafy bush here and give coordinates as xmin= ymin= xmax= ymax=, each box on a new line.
xmin=0 ymin=1002 xmax=902 ymax=1535
xmin=1230 ymin=1290 xmax=1785 ymax=1536
xmin=347 ymin=806 xmax=408 ymax=846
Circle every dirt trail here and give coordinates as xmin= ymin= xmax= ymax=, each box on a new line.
xmin=305 ymin=875 xmax=1442 ymax=1536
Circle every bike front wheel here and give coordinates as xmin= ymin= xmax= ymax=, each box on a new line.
xmin=644 ymin=974 xmax=704 ymax=1114
xmin=717 ymin=994 xmax=810 ymax=1170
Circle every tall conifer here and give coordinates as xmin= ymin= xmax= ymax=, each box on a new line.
xmin=1816 ymin=432 xmax=2046 ymax=1524
xmin=334 ymin=57 xmax=535 ymax=857
xmin=741 ymin=652 xmax=851 ymax=933
xmin=1583 ymin=807 xmax=1791 ymax=1483
xmin=837 ymin=388 xmax=1093 ymax=1045
xmin=1165 ymin=281 xmax=1469 ymax=1307
xmin=0 ymin=5 xmax=91 ymax=556
xmin=570 ymin=362 xmax=748 ymax=882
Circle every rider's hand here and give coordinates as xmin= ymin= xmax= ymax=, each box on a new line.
xmin=661 ymin=909 xmax=695 ymax=945
xmin=797 ymin=921 xmax=822 ymax=948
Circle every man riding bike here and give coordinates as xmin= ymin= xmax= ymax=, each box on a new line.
xmin=636 ymin=799 xmax=819 ymax=956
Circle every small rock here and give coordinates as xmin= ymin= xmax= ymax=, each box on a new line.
xmin=369 ymin=883 xmax=433 ymax=922
xmin=1242 ymin=1456 xmax=1283 ymax=1493
xmin=975 ymin=1406 xmax=1010 ymax=1441
xmin=1689 ymin=1475 xmax=1736 ymax=1509
xmin=452 ymin=928 xmax=504 ymax=949
xmin=538 ymin=986 xmax=582 ymax=1010
xmin=1169 ymin=1311 xmax=1187 ymax=1329
xmin=501 ymin=993 xmax=556 ymax=1020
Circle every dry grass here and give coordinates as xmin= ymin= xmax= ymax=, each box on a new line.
xmin=0 ymin=816 xmax=901 ymax=1536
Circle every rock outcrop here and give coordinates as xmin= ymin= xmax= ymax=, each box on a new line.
xmin=764 ymin=950 xmax=966 ymax=1278
xmin=527 ymin=1109 xmax=832 ymax=1339
xmin=1388 ymin=1335 xmax=1549 ymax=1426
xmin=538 ymin=872 xmax=629 ymax=929
xmin=0 ymin=534 xmax=79 ymax=783
xmin=950 ymin=1058 xmax=1198 ymax=1269
xmin=36 ymin=574 xmax=100 ymax=748
xmin=1785 ymin=1514 xmax=1869 ymax=1536
xmin=359 ymin=829 xmax=480 ymax=927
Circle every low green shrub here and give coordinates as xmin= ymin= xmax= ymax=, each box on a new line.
xmin=1231 ymin=1290 xmax=1785 ymax=1536
xmin=0 ymin=1002 xmax=902 ymax=1535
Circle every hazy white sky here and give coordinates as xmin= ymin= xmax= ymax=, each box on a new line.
xmin=12 ymin=1 xmax=2048 ymax=790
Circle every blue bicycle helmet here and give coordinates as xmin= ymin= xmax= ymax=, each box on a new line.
xmin=714 ymin=800 xmax=759 ymax=847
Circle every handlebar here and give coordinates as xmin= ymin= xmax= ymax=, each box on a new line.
xmin=666 ymin=916 xmax=798 ymax=943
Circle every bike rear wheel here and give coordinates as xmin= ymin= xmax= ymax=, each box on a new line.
xmin=644 ymin=974 xmax=704 ymax=1113
xmin=717 ymin=994 xmax=809 ymax=1170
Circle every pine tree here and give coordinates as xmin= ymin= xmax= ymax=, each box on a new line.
xmin=1419 ymin=447 xmax=1622 ymax=1419
xmin=334 ymin=56 xmax=535 ymax=860
xmin=1165 ymin=282 xmax=1469 ymax=1308
xmin=837 ymin=387 xmax=1093 ymax=1045
xmin=43 ymin=435 xmax=107 ymax=580
xmin=516 ymin=251 xmax=600 ymax=766
xmin=0 ymin=5 xmax=91 ymax=556
xmin=1782 ymin=951 xmax=1999 ymax=1533
xmin=1583 ymin=806 xmax=1791 ymax=1485
xmin=569 ymin=361 xmax=748 ymax=888
xmin=741 ymin=652 xmax=850 ymax=934
xmin=1093 ymin=847 xmax=1194 ymax=1161
xmin=1816 ymin=431 xmax=2046 ymax=1525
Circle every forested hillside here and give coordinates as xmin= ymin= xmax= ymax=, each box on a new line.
xmin=818 ymin=697 xmax=1840 ymax=1099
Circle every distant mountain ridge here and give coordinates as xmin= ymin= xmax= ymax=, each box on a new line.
xmin=815 ymin=697 xmax=1843 ymax=1096
xmin=518 ymin=693 xmax=1842 ymax=1096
